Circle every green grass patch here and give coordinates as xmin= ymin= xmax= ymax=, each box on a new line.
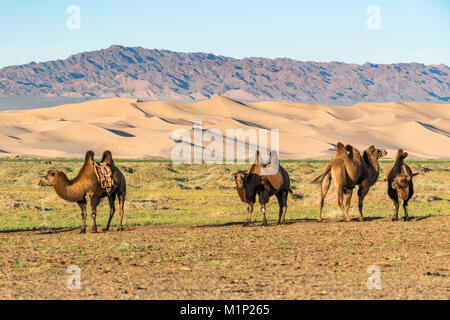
xmin=0 ymin=159 xmax=448 ymax=230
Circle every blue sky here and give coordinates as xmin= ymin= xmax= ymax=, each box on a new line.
xmin=0 ymin=0 xmax=449 ymax=68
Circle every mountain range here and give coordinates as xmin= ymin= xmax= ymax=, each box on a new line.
xmin=0 ymin=45 xmax=449 ymax=105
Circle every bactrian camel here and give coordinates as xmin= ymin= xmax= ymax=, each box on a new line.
xmin=38 ymin=150 xmax=127 ymax=233
xmin=233 ymin=151 xmax=292 ymax=226
xmin=312 ymin=143 xmax=387 ymax=222
xmin=386 ymin=149 xmax=418 ymax=221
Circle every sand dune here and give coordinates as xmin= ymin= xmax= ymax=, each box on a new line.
xmin=0 ymin=97 xmax=448 ymax=159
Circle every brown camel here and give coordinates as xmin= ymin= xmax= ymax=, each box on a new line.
xmin=386 ymin=149 xmax=417 ymax=221
xmin=38 ymin=150 xmax=127 ymax=233
xmin=312 ymin=142 xmax=364 ymax=222
xmin=313 ymin=144 xmax=387 ymax=222
xmin=233 ymin=151 xmax=292 ymax=226
xmin=356 ymin=145 xmax=387 ymax=220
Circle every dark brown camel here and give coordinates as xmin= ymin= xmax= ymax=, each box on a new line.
xmin=233 ymin=151 xmax=292 ymax=226
xmin=386 ymin=149 xmax=417 ymax=221
xmin=100 ymin=151 xmax=127 ymax=231
xmin=312 ymin=142 xmax=364 ymax=222
xmin=313 ymin=144 xmax=387 ymax=221
xmin=38 ymin=150 xmax=127 ymax=233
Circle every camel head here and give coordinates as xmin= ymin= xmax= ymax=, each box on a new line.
xmin=366 ymin=145 xmax=387 ymax=160
xmin=392 ymin=173 xmax=411 ymax=200
xmin=233 ymin=170 xmax=247 ymax=189
xmin=38 ymin=170 xmax=63 ymax=187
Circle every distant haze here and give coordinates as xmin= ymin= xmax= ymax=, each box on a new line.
xmin=0 ymin=45 xmax=449 ymax=106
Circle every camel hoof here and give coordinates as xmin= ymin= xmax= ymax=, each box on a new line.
xmin=91 ymin=228 xmax=98 ymax=233
xmin=261 ymin=221 xmax=268 ymax=226
xmin=243 ymin=222 xmax=251 ymax=227
xmin=392 ymin=217 xmax=399 ymax=221
xmin=102 ymin=227 xmax=109 ymax=232
xmin=79 ymin=229 xmax=86 ymax=234
xmin=117 ymin=227 xmax=124 ymax=231
xmin=403 ymin=217 xmax=409 ymax=221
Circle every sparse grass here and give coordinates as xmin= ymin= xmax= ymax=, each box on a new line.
xmin=0 ymin=158 xmax=448 ymax=231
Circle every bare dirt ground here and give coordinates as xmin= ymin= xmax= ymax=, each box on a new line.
xmin=0 ymin=216 xmax=448 ymax=300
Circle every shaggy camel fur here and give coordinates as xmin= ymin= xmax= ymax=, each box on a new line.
xmin=312 ymin=142 xmax=364 ymax=222
xmin=38 ymin=150 xmax=127 ymax=233
xmin=356 ymin=145 xmax=387 ymax=220
xmin=233 ymin=151 xmax=292 ymax=226
xmin=386 ymin=149 xmax=417 ymax=221
xmin=313 ymin=144 xmax=387 ymax=221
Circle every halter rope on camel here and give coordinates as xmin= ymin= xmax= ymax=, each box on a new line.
xmin=39 ymin=187 xmax=55 ymax=234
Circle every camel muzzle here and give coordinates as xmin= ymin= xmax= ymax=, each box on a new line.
xmin=38 ymin=178 xmax=49 ymax=187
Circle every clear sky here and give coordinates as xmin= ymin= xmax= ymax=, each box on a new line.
xmin=0 ymin=0 xmax=449 ymax=68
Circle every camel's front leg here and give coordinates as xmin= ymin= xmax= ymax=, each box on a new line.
xmin=357 ymin=185 xmax=369 ymax=222
xmin=392 ymin=197 xmax=400 ymax=221
xmin=260 ymin=203 xmax=268 ymax=226
xmin=89 ymin=195 xmax=101 ymax=233
xmin=243 ymin=203 xmax=254 ymax=227
xmin=403 ymin=200 xmax=409 ymax=221
xmin=77 ymin=199 xmax=87 ymax=233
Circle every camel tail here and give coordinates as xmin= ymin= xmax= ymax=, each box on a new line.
xmin=311 ymin=164 xmax=331 ymax=183
xmin=412 ymin=173 xmax=419 ymax=177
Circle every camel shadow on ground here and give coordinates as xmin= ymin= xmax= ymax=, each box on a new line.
xmin=194 ymin=215 xmax=436 ymax=228
xmin=0 ymin=227 xmax=79 ymax=234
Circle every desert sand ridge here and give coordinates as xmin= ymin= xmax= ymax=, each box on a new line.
xmin=0 ymin=97 xmax=449 ymax=159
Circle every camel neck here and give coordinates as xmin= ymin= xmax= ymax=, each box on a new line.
xmin=236 ymin=186 xmax=247 ymax=203
xmin=53 ymin=174 xmax=84 ymax=202
xmin=367 ymin=156 xmax=380 ymax=183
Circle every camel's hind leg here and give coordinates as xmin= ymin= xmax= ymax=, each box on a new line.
xmin=279 ymin=190 xmax=288 ymax=225
xmin=77 ymin=199 xmax=87 ymax=233
xmin=337 ymin=186 xmax=350 ymax=222
xmin=344 ymin=188 xmax=353 ymax=220
xmin=117 ymin=192 xmax=126 ymax=231
xmin=318 ymin=173 xmax=331 ymax=222
xmin=276 ymin=193 xmax=283 ymax=224
xmin=103 ymin=193 xmax=117 ymax=231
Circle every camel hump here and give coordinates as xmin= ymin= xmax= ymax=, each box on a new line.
xmin=395 ymin=149 xmax=404 ymax=159
xmin=256 ymin=150 xmax=261 ymax=165
xmin=402 ymin=151 xmax=408 ymax=159
xmin=85 ymin=150 xmax=94 ymax=163
xmin=102 ymin=150 xmax=114 ymax=164
xmin=336 ymin=142 xmax=346 ymax=155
